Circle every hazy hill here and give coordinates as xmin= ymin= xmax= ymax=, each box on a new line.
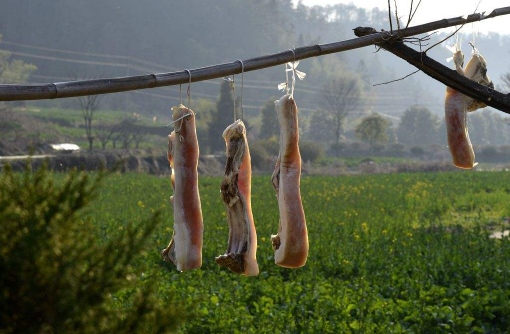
xmin=0 ymin=0 xmax=508 ymax=119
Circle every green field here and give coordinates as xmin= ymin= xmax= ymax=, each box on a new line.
xmin=86 ymin=172 xmax=510 ymax=333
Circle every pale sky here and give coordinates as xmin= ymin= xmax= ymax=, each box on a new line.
xmin=293 ymin=0 xmax=510 ymax=35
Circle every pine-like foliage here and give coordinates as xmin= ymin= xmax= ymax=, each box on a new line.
xmin=207 ymin=81 xmax=235 ymax=153
xmin=0 ymin=164 xmax=182 ymax=334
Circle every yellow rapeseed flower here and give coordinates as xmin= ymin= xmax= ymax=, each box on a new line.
xmin=361 ymin=223 xmax=368 ymax=233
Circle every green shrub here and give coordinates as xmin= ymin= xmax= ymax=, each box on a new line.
xmin=329 ymin=142 xmax=347 ymax=154
xmin=257 ymin=136 xmax=280 ymax=157
xmin=299 ymin=140 xmax=324 ymax=163
xmin=249 ymin=141 xmax=272 ymax=169
xmin=481 ymin=146 xmax=498 ymax=160
xmin=0 ymin=164 xmax=182 ymax=334
xmin=410 ymin=146 xmax=425 ymax=156
xmin=389 ymin=143 xmax=405 ymax=153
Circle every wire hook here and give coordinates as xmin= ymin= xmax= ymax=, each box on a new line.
xmin=236 ymin=59 xmax=244 ymax=121
xmin=165 ymin=111 xmax=192 ymax=128
xmin=185 ymin=69 xmax=191 ymax=108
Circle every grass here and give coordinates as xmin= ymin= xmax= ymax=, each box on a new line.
xmin=9 ymin=106 xmax=168 ymax=150
xmin=78 ymin=171 xmax=510 ymax=333
xmin=317 ymin=156 xmax=412 ymax=168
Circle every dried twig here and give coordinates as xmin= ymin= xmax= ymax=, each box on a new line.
xmin=373 ymin=70 xmax=421 ymax=86
xmin=394 ymin=0 xmax=401 ymax=29
xmin=388 ymin=0 xmax=394 ymax=33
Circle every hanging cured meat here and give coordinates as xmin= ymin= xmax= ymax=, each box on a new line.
xmin=161 ymin=105 xmax=203 ymax=271
xmin=215 ymin=120 xmax=259 ymax=276
xmin=444 ymin=45 xmax=477 ymax=169
xmin=464 ymin=44 xmax=494 ymax=112
xmin=445 ymin=42 xmax=494 ymax=169
xmin=271 ymin=95 xmax=308 ymax=268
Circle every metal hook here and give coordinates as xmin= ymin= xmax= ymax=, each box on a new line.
xmin=290 ymin=47 xmax=296 ymax=64
xmin=231 ymin=74 xmax=236 ymax=122
xmin=164 ymin=112 xmax=192 ymax=128
xmin=236 ymin=59 xmax=244 ymax=121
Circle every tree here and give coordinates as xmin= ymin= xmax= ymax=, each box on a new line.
xmin=467 ymin=112 xmax=488 ymax=145
xmin=208 ymin=81 xmax=235 ymax=153
xmin=95 ymin=122 xmax=123 ymax=150
xmin=306 ymin=109 xmax=337 ymax=147
xmin=259 ymin=98 xmax=279 ymax=140
xmin=0 ymin=164 xmax=182 ymax=333
xmin=355 ymin=113 xmax=389 ymax=145
xmin=320 ymin=76 xmax=362 ymax=156
xmin=78 ymin=94 xmax=102 ymax=152
xmin=95 ymin=126 xmax=116 ymax=150
xmin=396 ymin=106 xmax=439 ymax=145
xmin=0 ymin=35 xmax=36 ymax=85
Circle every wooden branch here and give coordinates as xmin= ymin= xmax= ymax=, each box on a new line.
xmin=354 ymin=28 xmax=510 ymax=114
xmin=0 ymin=6 xmax=509 ymax=102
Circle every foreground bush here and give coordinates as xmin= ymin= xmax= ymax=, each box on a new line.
xmin=0 ymin=164 xmax=182 ymax=334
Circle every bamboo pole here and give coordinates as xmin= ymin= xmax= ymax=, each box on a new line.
xmin=0 ymin=6 xmax=509 ymax=102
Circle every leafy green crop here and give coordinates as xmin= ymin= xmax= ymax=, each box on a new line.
xmin=4 ymin=168 xmax=510 ymax=333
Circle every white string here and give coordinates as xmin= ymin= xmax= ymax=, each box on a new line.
xmin=231 ymin=74 xmax=236 ymax=122
xmin=236 ymin=59 xmax=244 ymax=121
xmin=285 ymin=62 xmax=290 ymax=95
xmin=290 ymin=48 xmax=297 ymax=97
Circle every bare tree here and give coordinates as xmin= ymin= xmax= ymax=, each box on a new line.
xmin=320 ymin=77 xmax=362 ymax=156
xmin=95 ymin=123 xmax=121 ymax=150
xmin=114 ymin=118 xmax=138 ymax=150
xmin=72 ymin=72 xmax=107 ymax=151
xmin=133 ymin=130 xmax=147 ymax=149
xmin=78 ymin=94 xmax=102 ymax=151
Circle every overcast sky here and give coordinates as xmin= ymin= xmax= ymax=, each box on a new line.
xmin=293 ymin=0 xmax=510 ymax=35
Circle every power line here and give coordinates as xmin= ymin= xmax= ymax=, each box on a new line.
xmin=8 ymin=47 xmax=434 ymax=101
xmin=1 ymin=40 xmax=180 ymax=71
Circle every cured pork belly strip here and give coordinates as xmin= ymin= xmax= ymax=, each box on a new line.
xmin=445 ymin=48 xmax=476 ymax=169
xmin=445 ymin=46 xmax=493 ymax=169
xmin=271 ymin=95 xmax=308 ymax=268
xmin=161 ymin=105 xmax=203 ymax=271
xmin=445 ymin=87 xmax=475 ymax=169
xmin=215 ymin=120 xmax=259 ymax=276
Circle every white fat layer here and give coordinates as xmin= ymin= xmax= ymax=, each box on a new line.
xmin=241 ymin=193 xmax=259 ymax=277
xmin=239 ymin=137 xmax=259 ymax=276
xmin=445 ymin=92 xmax=475 ymax=167
xmin=273 ymin=95 xmax=308 ymax=265
xmin=170 ymin=109 xmax=203 ymax=271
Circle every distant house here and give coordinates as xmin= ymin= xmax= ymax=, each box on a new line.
xmin=51 ymin=144 xmax=80 ymax=154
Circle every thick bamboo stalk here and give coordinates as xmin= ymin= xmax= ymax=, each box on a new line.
xmin=0 ymin=6 xmax=509 ymax=102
